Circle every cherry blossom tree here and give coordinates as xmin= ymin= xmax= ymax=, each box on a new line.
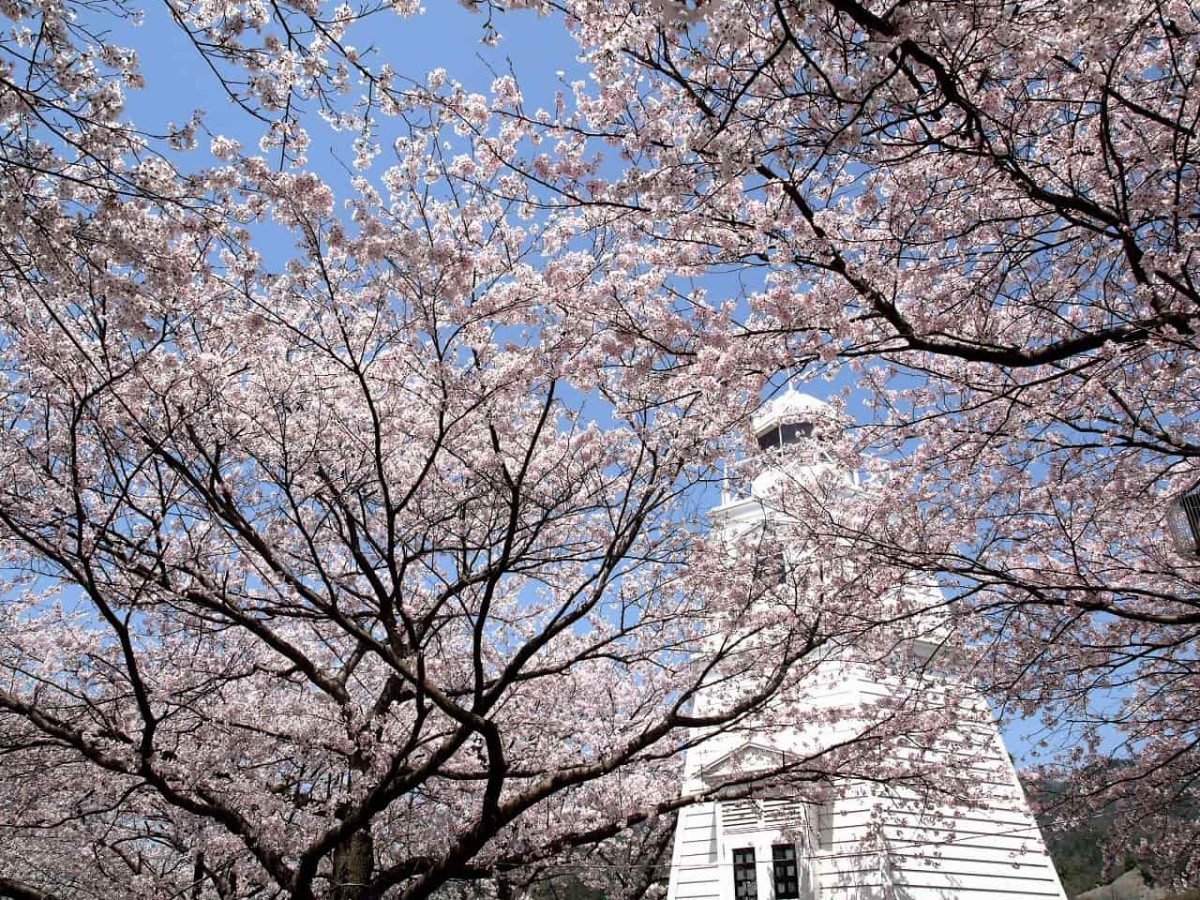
xmin=12 ymin=0 xmax=1197 ymax=890
xmin=0 ymin=115 xmax=870 ymax=900
xmin=0 ymin=2 xmax=984 ymax=897
xmin=466 ymin=0 xmax=1200 ymax=885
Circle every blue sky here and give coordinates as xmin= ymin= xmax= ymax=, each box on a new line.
xmin=121 ymin=3 xmax=585 ymax=168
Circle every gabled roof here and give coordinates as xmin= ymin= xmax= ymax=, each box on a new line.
xmin=699 ymin=740 xmax=789 ymax=785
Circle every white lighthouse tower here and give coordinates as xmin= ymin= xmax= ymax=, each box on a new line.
xmin=664 ymin=390 xmax=1066 ymax=900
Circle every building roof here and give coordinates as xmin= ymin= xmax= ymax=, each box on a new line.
xmin=751 ymin=389 xmax=834 ymax=437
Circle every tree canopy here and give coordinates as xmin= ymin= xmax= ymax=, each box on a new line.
xmin=1 ymin=0 xmax=1197 ymax=896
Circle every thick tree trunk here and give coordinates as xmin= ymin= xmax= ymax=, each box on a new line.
xmin=331 ymin=830 xmax=374 ymax=900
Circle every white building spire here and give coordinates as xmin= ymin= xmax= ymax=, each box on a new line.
xmin=665 ymin=390 xmax=1067 ymax=900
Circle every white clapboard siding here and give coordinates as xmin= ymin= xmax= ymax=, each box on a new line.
xmin=666 ymin=803 xmax=721 ymax=900
xmin=666 ymin=676 xmax=1066 ymax=900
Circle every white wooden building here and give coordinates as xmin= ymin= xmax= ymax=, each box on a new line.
xmin=665 ymin=391 xmax=1067 ymax=900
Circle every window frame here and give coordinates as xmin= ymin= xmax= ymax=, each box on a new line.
xmin=752 ymin=526 xmax=788 ymax=588
xmin=732 ymin=847 xmax=758 ymax=900
xmin=756 ymin=422 xmax=815 ymax=451
xmin=771 ymin=843 xmax=800 ymax=900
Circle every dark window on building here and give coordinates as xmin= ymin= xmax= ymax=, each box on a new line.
xmin=756 ymin=422 xmax=814 ymax=451
xmin=780 ymin=422 xmax=813 ymax=445
xmin=752 ymin=528 xmax=787 ymax=587
xmin=733 ymin=848 xmax=757 ymax=900
xmin=772 ymin=845 xmax=800 ymax=900
xmin=756 ymin=427 xmax=779 ymax=452
xmin=753 ymin=546 xmax=787 ymax=587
